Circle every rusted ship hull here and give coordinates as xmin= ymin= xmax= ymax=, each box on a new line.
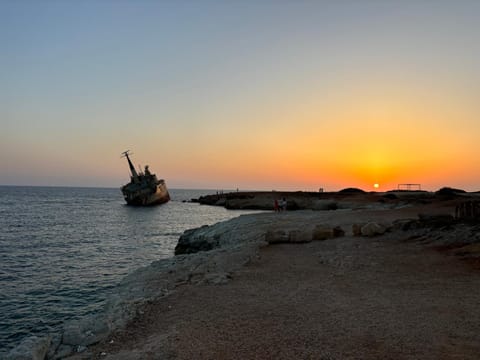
xmin=120 ymin=151 xmax=170 ymax=206
xmin=122 ymin=180 xmax=170 ymax=206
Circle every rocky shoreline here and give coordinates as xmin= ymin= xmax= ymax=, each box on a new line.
xmin=7 ymin=190 xmax=480 ymax=359
xmin=191 ymin=189 xmax=467 ymax=211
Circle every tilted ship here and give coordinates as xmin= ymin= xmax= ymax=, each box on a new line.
xmin=120 ymin=151 xmax=170 ymax=206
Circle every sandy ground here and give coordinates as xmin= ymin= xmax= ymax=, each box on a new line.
xmin=80 ymin=200 xmax=480 ymax=360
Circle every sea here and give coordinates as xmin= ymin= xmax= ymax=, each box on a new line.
xmin=0 ymin=186 xmax=260 ymax=355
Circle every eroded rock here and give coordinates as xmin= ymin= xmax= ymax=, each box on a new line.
xmin=265 ymin=230 xmax=289 ymax=244
xmin=62 ymin=315 xmax=109 ymax=347
xmin=312 ymin=225 xmax=345 ymax=240
xmin=175 ymin=226 xmax=219 ymax=255
xmin=361 ymin=222 xmax=387 ymax=237
xmin=6 ymin=335 xmax=51 ymax=360
xmin=288 ymin=230 xmax=312 ymax=243
xmin=352 ymin=223 xmax=365 ymax=236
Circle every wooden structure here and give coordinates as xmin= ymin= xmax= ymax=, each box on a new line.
xmin=455 ymin=201 xmax=480 ymax=220
xmin=397 ymin=183 xmax=421 ymax=191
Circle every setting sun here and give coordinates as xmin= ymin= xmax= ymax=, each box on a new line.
xmin=374 ymin=183 xmax=380 ymax=189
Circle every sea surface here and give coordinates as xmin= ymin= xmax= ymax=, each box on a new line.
xmin=0 ymin=186 xmax=259 ymax=354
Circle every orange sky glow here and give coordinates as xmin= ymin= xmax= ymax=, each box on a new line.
xmin=2 ymin=2 xmax=480 ymax=191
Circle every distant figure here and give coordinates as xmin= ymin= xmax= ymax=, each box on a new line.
xmin=144 ymin=165 xmax=151 ymax=177
xmin=280 ymin=197 xmax=287 ymax=211
xmin=274 ymin=199 xmax=279 ymax=212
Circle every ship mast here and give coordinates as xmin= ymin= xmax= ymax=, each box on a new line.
xmin=121 ymin=150 xmax=139 ymax=181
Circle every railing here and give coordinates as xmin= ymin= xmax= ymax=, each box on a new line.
xmin=397 ymin=183 xmax=421 ymax=191
xmin=455 ymin=201 xmax=480 ymax=220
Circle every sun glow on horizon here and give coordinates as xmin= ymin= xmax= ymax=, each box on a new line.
xmin=2 ymin=2 xmax=480 ymax=191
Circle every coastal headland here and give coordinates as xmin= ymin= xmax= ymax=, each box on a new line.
xmin=11 ymin=188 xmax=480 ymax=359
xmin=191 ymin=188 xmax=444 ymax=211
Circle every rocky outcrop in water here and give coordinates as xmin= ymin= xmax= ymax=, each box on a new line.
xmin=192 ymin=190 xmax=454 ymax=211
xmin=175 ymin=226 xmax=219 ymax=254
xmin=193 ymin=191 xmax=341 ymax=211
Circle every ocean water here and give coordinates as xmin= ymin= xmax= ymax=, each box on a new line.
xmin=0 ymin=186 xmax=258 ymax=354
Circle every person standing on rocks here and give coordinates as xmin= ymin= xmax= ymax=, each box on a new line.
xmin=274 ymin=199 xmax=280 ymax=212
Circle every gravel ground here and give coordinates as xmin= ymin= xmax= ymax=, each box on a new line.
xmin=84 ymin=228 xmax=480 ymax=359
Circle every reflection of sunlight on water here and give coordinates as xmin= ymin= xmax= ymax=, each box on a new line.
xmin=0 ymin=187 xmax=261 ymax=354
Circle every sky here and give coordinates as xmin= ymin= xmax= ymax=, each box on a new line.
xmin=2 ymin=0 xmax=480 ymax=191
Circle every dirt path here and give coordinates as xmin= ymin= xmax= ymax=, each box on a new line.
xmin=87 ymin=231 xmax=480 ymax=360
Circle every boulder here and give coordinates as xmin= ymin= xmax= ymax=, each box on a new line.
xmin=265 ymin=229 xmax=313 ymax=244
xmin=361 ymin=222 xmax=387 ymax=237
xmin=352 ymin=223 xmax=366 ymax=236
xmin=175 ymin=226 xmax=219 ymax=255
xmin=6 ymin=335 xmax=51 ymax=360
xmin=288 ymin=230 xmax=312 ymax=243
xmin=61 ymin=315 xmax=109 ymax=347
xmin=265 ymin=230 xmax=289 ymax=244
xmin=312 ymin=226 xmax=333 ymax=240
xmin=312 ymin=225 xmax=344 ymax=240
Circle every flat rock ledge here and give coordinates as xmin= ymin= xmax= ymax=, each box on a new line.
xmin=8 ymin=206 xmax=479 ymax=359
